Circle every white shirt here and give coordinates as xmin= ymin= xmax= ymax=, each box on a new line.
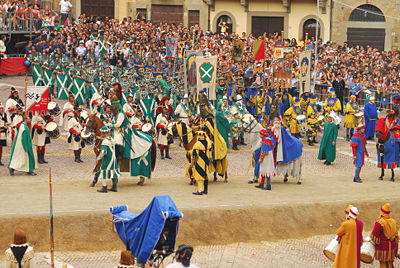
xmin=165 ymin=262 xmax=199 ymax=268
xmin=59 ymin=0 xmax=72 ymax=13
xmin=76 ymin=46 xmax=87 ymax=56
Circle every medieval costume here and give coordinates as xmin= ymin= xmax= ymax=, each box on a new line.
xmin=191 ymin=131 xmax=209 ymax=195
xmin=155 ymin=106 xmax=171 ymax=159
xmin=8 ymin=120 xmax=36 ymax=176
xmin=334 ymin=206 xmax=363 ymax=268
xmin=376 ymin=114 xmax=400 ymax=175
xmin=0 ymin=102 xmax=7 ymax=166
xmin=324 ymin=88 xmax=341 ymax=115
xmin=60 ymin=93 xmax=76 ymax=134
xmin=31 ymin=113 xmax=49 ymax=164
xmin=255 ymin=129 xmax=276 ymax=191
xmin=370 ymin=203 xmax=399 ymax=268
xmin=283 ymin=97 xmax=303 ymax=139
xmin=345 ymin=94 xmax=359 ymax=141
xmin=306 ymin=94 xmax=319 ymax=145
xmin=4 ymin=229 xmax=35 ymax=268
xmin=232 ymin=95 xmax=246 ymax=145
xmin=230 ymin=111 xmax=240 ymax=150
xmin=174 ymin=94 xmax=190 ymax=125
xmin=351 ymin=125 xmax=368 ymax=183
xmin=67 ymin=111 xmax=84 ymax=163
xmin=318 ymin=116 xmax=338 ymax=165
xmin=96 ymin=126 xmax=120 ymax=193
xmin=364 ymin=97 xmax=378 ymax=140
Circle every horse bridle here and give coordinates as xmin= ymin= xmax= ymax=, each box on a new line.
xmin=242 ymin=116 xmax=260 ymax=133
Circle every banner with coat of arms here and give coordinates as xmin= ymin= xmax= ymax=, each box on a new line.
xmin=184 ymin=50 xmax=203 ymax=93
xmin=26 ymin=86 xmax=49 ymax=112
xmin=196 ymin=56 xmax=217 ymax=101
xmin=299 ymin=51 xmax=311 ymax=93
xmin=166 ymin=37 xmax=178 ymax=59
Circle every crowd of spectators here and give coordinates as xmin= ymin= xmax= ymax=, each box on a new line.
xmin=25 ymin=14 xmax=400 ymax=109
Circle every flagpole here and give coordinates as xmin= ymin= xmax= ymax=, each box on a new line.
xmin=312 ymin=0 xmax=320 ymax=94
xmin=49 ymin=168 xmax=55 ymax=268
xmin=24 ymin=74 xmax=28 ymax=114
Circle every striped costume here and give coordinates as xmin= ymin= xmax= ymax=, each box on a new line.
xmin=97 ymin=137 xmax=120 ymax=187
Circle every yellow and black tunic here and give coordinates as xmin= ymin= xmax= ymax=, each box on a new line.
xmin=191 ymin=139 xmax=209 ymax=192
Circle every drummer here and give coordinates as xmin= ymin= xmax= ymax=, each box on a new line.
xmin=324 ymin=88 xmax=341 ymax=115
xmin=345 ymin=94 xmax=359 ymax=141
xmin=283 ymin=97 xmax=303 ymax=139
xmin=60 ymin=92 xmax=76 ymax=134
xmin=333 ymin=206 xmax=363 ymax=268
xmin=370 ymin=203 xmax=399 ymax=268
xmin=32 ymin=111 xmax=50 ymax=164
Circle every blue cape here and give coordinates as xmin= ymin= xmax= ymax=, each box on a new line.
xmin=281 ymin=127 xmax=303 ymax=164
xmin=110 ymin=195 xmax=183 ymax=264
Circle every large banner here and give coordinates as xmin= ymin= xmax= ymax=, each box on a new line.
xmin=166 ymin=37 xmax=178 ymax=59
xmin=232 ymin=40 xmax=244 ymax=62
xmin=26 ymin=86 xmax=49 ymax=112
xmin=184 ymin=50 xmax=202 ymax=92
xmin=299 ymin=51 xmax=311 ymax=93
xmin=196 ymin=56 xmax=217 ymax=101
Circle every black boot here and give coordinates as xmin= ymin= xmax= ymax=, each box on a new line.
xmin=97 ymin=186 xmax=108 ymax=193
xmin=240 ymin=137 xmax=247 ymax=145
xmin=74 ymin=150 xmax=79 ymax=163
xmin=308 ymin=137 xmax=314 ymax=146
xmin=9 ymin=168 xmax=14 ymax=176
xmin=109 ymin=184 xmax=118 ymax=192
xmin=203 ymin=179 xmax=208 ymax=195
xmin=232 ymin=142 xmax=239 ymax=151
xmin=313 ymin=137 xmax=318 ymax=144
xmin=90 ymin=173 xmax=99 ymax=187
xmin=160 ymin=149 xmax=165 ymax=159
xmin=38 ymin=153 xmax=44 ymax=164
xmin=165 ymin=147 xmax=172 ymax=159
xmin=42 ymin=153 xmax=48 ymax=164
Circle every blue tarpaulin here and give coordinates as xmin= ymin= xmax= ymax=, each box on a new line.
xmin=110 ymin=195 xmax=183 ymax=264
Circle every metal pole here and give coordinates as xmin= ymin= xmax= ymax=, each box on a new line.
xmin=49 ymin=168 xmax=55 ymax=268
xmin=312 ymin=0 xmax=320 ymax=94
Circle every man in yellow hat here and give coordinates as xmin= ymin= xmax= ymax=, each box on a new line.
xmin=333 ymin=206 xmax=363 ymax=268
xmin=370 ymin=203 xmax=399 ymax=268
xmin=283 ymin=97 xmax=303 ymax=139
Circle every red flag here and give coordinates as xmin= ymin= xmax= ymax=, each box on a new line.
xmin=253 ymin=40 xmax=265 ymax=61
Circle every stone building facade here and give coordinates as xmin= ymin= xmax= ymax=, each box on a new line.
xmin=331 ymin=0 xmax=400 ymax=50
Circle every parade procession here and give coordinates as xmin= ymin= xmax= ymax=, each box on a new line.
xmin=3 ymin=4 xmax=400 ymax=267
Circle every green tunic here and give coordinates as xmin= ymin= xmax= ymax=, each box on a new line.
xmin=318 ymin=123 xmax=338 ymax=163
xmin=216 ymin=111 xmax=232 ymax=148
xmin=8 ymin=123 xmax=35 ymax=172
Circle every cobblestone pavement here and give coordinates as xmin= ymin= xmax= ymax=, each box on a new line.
xmin=16 ymin=235 xmax=398 ymax=267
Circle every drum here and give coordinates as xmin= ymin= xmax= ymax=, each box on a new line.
xmin=361 ymin=237 xmax=375 ymax=264
xmin=323 ymin=236 xmax=339 ymax=262
xmin=355 ymin=111 xmax=364 ymax=117
xmin=296 ymin=115 xmax=306 ymax=125
xmin=48 ymin=101 xmax=60 ymax=116
xmin=81 ymin=129 xmax=95 ymax=145
xmin=142 ymin=123 xmax=152 ymax=133
xmin=80 ymin=110 xmax=89 ymax=121
xmin=329 ymin=111 xmax=342 ymax=125
xmin=45 ymin=121 xmax=60 ymax=139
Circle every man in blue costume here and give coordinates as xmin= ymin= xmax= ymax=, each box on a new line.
xmin=364 ymin=96 xmax=378 ymax=140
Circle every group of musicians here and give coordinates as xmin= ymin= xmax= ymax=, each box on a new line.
xmin=333 ymin=203 xmax=398 ymax=268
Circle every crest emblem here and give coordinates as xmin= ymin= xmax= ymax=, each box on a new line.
xmin=199 ymin=62 xmax=214 ymax=83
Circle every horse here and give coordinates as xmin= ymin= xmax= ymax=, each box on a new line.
xmin=241 ymin=113 xmax=303 ymax=184
xmin=171 ymin=120 xmax=228 ymax=183
xmin=376 ymin=115 xmax=398 ymax=181
xmin=86 ymin=113 xmax=157 ymax=186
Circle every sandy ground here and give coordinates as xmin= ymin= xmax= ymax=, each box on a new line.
xmin=1 ymin=76 xmax=400 ymax=266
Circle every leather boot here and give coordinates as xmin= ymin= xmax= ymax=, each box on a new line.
xmin=232 ymin=142 xmax=239 ymax=151
xmin=42 ymin=153 xmax=48 ymax=164
xmin=160 ymin=149 xmax=165 ymax=159
xmin=240 ymin=137 xmax=247 ymax=145
xmin=38 ymin=153 xmax=44 ymax=164
xmin=203 ymin=179 xmax=208 ymax=195
xmin=97 ymin=186 xmax=108 ymax=193
xmin=313 ymin=137 xmax=318 ymax=144
xmin=109 ymin=184 xmax=118 ymax=192
xmin=137 ymin=176 xmax=145 ymax=186
xmin=165 ymin=147 xmax=172 ymax=159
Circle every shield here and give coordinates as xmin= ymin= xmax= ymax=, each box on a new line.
xmin=199 ymin=62 xmax=214 ymax=83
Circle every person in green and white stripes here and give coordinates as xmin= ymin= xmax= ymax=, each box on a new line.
xmin=96 ymin=126 xmax=120 ymax=193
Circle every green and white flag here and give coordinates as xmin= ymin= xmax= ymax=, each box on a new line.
xmin=139 ymin=97 xmax=156 ymax=123
xmin=54 ymin=71 xmax=70 ymax=100
xmin=42 ymin=66 xmax=54 ymax=87
xmin=195 ymin=56 xmax=217 ymax=101
xmin=32 ymin=62 xmax=43 ymax=86
xmin=98 ymin=36 xmax=108 ymax=55
xmin=72 ymin=76 xmax=87 ymax=105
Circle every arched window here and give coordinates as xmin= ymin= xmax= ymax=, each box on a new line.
xmin=216 ymin=15 xmax=233 ymax=34
xmin=303 ymin=19 xmax=320 ymax=41
xmin=349 ymin=4 xmax=385 ymax=22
